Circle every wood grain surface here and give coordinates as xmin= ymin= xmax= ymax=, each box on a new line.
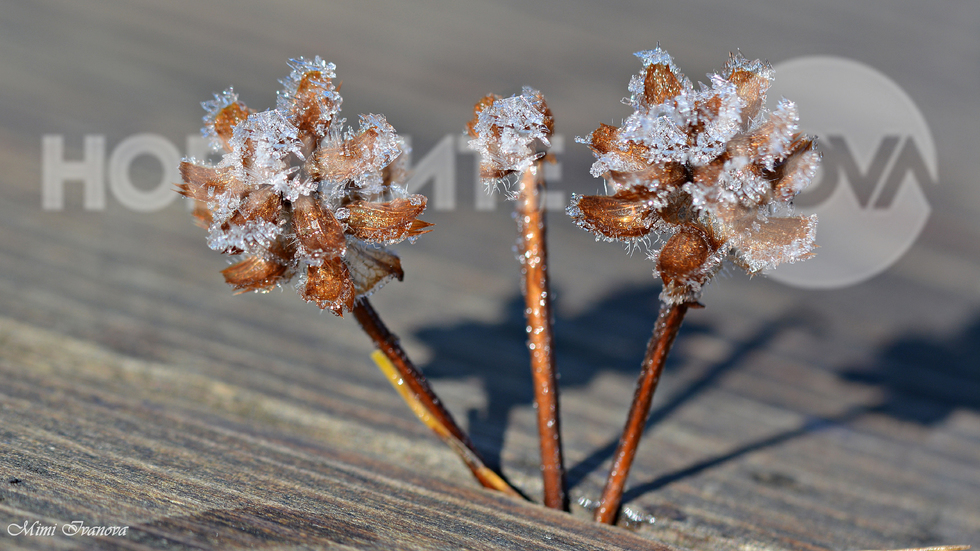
xmin=0 ymin=1 xmax=978 ymax=549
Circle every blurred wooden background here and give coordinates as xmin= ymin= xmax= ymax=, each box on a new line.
xmin=0 ymin=1 xmax=978 ymax=549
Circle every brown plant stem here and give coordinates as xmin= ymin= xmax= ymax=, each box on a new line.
xmin=352 ymin=298 xmax=524 ymax=498
xmin=516 ymin=161 xmax=568 ymax=511
xmin=594 ymin=301 xmax=690 ymax=524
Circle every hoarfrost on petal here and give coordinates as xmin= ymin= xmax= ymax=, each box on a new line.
xmin=276 ymin=56 xmax=342 ymax=128
xmin=687 ymin=76 xmax=745 ymax=166
xmin=202 ymin=88 xmax=241 ymax=124
xmin=282 ymin=56 xmax=338 ymax=85
xmin=730 ymin=214 xmax=817 ymax=273
xmin=229 ymin=111 xmax=303 ymax=173
xmin=201 ymin=87 xmax=247 ymax=151
xmin=629 ymin=47 xmax=690 ymax=109
xmin=776 ymin=145 xmax=820 ymax=200
xmin=722 ymin=51 xmax=775 ymax=85
xmin=620 ymin=107 xmax=689 ymax=164
xmin=467 ymin=87 xmax=552 ymax=191
xmin=208 ymin=189 xmax=242 ymax=225
xmin=207 ymin=219 xmax=282 ymax=255
xmin=358 ymin=114 xmax=403 ymax=172
xmin=765 ymin=99 xmax=799 ymax=160
xmin=634 ymin=47 xmax=681 ymax=74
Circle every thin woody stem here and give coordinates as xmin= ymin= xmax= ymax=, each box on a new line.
xmin=516 ymin=161 xmax=568 ymax=511
xmin=352 ymin=298 xmax=524 ymax=498
xmin=594 ymin=301 xmax=690 ymax=524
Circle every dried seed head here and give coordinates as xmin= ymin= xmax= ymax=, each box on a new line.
xmin=570 ymin=47 xmax=820 ymax=303
xmin=178 ymin=58 xmax=429 ymax=315
xmin=466 ymin=87 xmax=553 ymax=192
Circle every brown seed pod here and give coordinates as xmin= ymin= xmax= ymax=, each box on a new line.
xmin=227 ymin=187 xmax=282 ymax=227
xmin=288 ymin=71 xmax=339 ymax=139
xmin=569 ymin=194 xmax=656 ymax=241
xmin=291 ymin=194 xmax=346 ymax=260
xmin=302 ymin=258 xmax=356 ymax=316
xmin=213 ymin=102 xmax=252 ymax=152
xmin=728 ymin=68 xmax=770 ymax=128
xmin=586 ymin=124 xmax=650 ymax=174
xmin=221 ymin=256 xmax=290 ymax=294
xmin=345 ymin=196 xmax=431 ymax=244
xmin=644 ymin=63 xmax=683 ymax=106
xmin=181 ymin=58 xmax=428 ymax=316
xmin=657 ymin=228 xmax=712 ymax=288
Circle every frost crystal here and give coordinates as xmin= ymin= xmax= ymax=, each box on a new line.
xmin=201 ymin=88 xmax=251 ymax=152
xmin=466 ymin=87 xmax=554 ymax=193
xmin=177 ymin=58 xmax=431 ymax=316
xmin=568 ymin=47 xmax=821 ymax=305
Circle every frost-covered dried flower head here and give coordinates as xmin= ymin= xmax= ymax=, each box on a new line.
xmin=568 ymin=48 xmax=820 ymax=304
xmin=466 ymin=87 xmax=553 ymax=193
xmin=178 ymin=57 xmax=431 ymax=316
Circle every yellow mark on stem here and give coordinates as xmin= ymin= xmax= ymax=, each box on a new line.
xmin=370 ymin=350 xmax=520 ymax=497
xmin=371 ymin=350 xmax=449 ymax=439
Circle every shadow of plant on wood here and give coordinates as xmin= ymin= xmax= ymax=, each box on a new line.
xmin=839 ymin=315 xmax=980 ymax=425
xmin=570 ymin=308 xmax=822 ymax=491
xmin=415 ymin=285 xmax=666 ymax=473
xmin=415 ymin=279 xmax=980 ymax=513
xmin=621 ymin=311 xmax=980 ymax=510
xmin=413 ymin=284 xmax=821 ymax=482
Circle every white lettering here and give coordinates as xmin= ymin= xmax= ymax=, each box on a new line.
xmin=42 ymin=135 xmax=106 ymax=210
xmin=62 ymin=520 xmax=83 ymax=536
xmin=7 ymin=520 xmax=56 ymax=536
xmin=61 ymin=520 xmax=129 ymax=536
xmin=108 ymin=133 xmax=181 ymax=212
xmin=405 ymin=135 xmax=456 ymax=210
xmin=7 ymin=520 xmax=27 ymax=536
xmin=41 ymin=132 xmax=567 ymax=213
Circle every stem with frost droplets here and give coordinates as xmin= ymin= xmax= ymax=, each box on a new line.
xmin=516 ymin=161 xmax=568 ymax=511
xmin=594 ymin=301 xmax=689 ymax=523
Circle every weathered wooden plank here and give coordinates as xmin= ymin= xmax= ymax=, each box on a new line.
xmin=1 ymin=1 xmax=978 ymax=550
xmin=0 ymin=316 xmax=674 ymax=550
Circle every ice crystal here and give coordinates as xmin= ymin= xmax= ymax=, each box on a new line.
xmin=201 ymin=88 xmax=251 ymax=152
xmin=177 ymin=58 xmax=431 ymax=316
xmin=466 ymin=87 xmax=554 ymax=192
xmin=277 ymin=56 xmax=342 ymax=140
xmin=568 ymin=48 xmax=820 ymax=305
